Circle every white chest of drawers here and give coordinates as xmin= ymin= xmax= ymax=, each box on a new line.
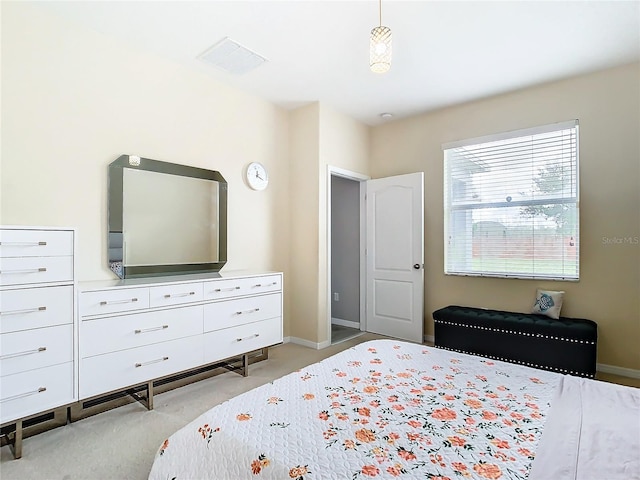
xmin=0 ymin=227 xmax=76 ymax=427
xmin=77 ymin=271 xmax=283 ymax=401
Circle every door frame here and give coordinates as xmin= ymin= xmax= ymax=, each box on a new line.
xmin=326 ymin=165 xmax=369 ymax=345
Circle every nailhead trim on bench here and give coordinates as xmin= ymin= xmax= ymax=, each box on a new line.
xmin=434 ymin=319 xmax=597 ymax=345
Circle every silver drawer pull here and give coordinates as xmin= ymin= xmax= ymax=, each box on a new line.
xmin=0 ymin=306 xmax=46 ymax=316
xmin=235 ymin=308 xmax=260 ymax=315
xmin=134 ymin=325 xmax=169 ymax=334
xmin=1 ymin=387 xmax=46 ymax=403
xmin=236 ymin=333 xmax=260 ymax=342
xmin=135 ymin=356 xmax=169 ymax=368
xmin=253 ymin=282 xmax=277 ymax=288
xmin=99 ymin=298 xmax=138 ymax=306
xmin=214 ymin=286 xmax=240 ymax=293
xmin=0 ymin=241 xmax=47 ymax=247
xmin=0 ymin=267 xmax=47 ymax=274
xmin=163 ymin=291 xmax=195 ymax=299
xmin=0 ymin=347 xmax=46 ymax=360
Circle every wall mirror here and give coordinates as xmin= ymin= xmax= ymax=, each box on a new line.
xmin=108 ymin=155 xmax=227 ymax=279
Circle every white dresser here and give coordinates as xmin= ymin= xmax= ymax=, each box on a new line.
xmin=77 ymin=271 xmax=283 ymax=402
xmin=0 ymin=228 xmax=282 ymax=457
xmin=0 ymin=227 xmax=76 ymax=457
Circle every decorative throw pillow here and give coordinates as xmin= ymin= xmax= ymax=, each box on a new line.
xmin=531 ymin=289 xmax=564 ymax=319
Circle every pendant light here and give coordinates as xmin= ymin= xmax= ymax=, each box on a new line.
xmin=370 ymin=0 xmax=392 ymax=73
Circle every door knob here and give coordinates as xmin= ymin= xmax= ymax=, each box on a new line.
xmin=413 ymin=264 xmax=421 ymax=269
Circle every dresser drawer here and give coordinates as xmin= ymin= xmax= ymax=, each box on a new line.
xmin=204 ymin=293 xmax=281 ymax=333
xmin=1 ymin=325 xmax=73 ymax=377
xmin=203 ymin=317 xmax=283 ymax=365
xmin=0 ymin=256 xmax=73 ymax=286
xmin=81 ymin=305 xmax=203 ymax=358
xmin=203 ymin=274 xmax=281 ymax=301
xmin=0 ymin=285 xmax=73 ymax=334
xmin=0 ymin=362 xmax=74 ymax=424
xmin=79 ymin=287 xmax=150 ymax=317
xmin=79 ymin=335 xmax=203 ymax=400
xmin=0 ymin=229 xmax=73 ymax=258
xmin=149 ymin=282 xmax=204 ymax=308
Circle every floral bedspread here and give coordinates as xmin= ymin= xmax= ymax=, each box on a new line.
xmin=148 ymin=340 xmax=561 ymax=480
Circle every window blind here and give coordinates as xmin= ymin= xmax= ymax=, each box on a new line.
xmin=443 ymin=120 xmax=579 ymax=280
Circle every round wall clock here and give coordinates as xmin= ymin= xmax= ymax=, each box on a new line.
xmin=246 ymin=162 xmax=269 ymax=191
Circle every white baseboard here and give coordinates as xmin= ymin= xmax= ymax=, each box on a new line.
xmin=596 ymin=363 xmax=640 ymax=379
xmin=423 ymin=334 xmax=435 ymax=344
xmin=284 ymin=336 xmax=332 ymax=350
xmin=331 ymin=317 xmax=360 ymax=329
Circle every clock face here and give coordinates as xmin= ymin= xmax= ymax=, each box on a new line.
xmin=246 ymin=162 xmax=269 ymax=190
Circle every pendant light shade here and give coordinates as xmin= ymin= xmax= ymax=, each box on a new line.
xmin=370 ymin=26 xmax=392 ymax=73
xmin=370 ymin=0 xmax=392 ymax=73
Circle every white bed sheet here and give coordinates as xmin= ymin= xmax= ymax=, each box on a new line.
xmin=529 ymin=374 xmax=640 ymax=480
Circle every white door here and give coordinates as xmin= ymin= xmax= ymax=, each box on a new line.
xmin=366 ymin=172 xmax=424 ymax=342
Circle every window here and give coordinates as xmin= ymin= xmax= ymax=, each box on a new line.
xmin=443 ymin=120 xmax=579 ymax=280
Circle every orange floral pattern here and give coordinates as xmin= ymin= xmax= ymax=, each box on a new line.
xmin=196 ymin=424 xmax=220 ymax=446
xmin=159 ymin=439 xmax=169 ymax=456
xmin=251 ymin=454 xmax=271 ymax=475
xmin=289 ymin=464 xmax=310 ymax=479
xmin=149 ymin=340 xmax=560 ymax=480
xmin=473 ymin=462 xmax=503 ymax=479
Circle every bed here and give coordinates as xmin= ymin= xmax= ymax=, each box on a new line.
xmin=149 ymin=339 xmax=639 ymax=480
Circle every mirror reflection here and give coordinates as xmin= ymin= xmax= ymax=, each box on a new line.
xmin=123 ymin=168 xmax=220 ymax=266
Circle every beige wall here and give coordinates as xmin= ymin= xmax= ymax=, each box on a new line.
xmin=288 ymin=103 xmax=370 ymax=345
xmin=1 ymin=2 xmax=291 ymax=329
xmin=371 ymin=63 xmax=640 ymax=370
xmin=288 ymin=103 xmax=321 ymax=342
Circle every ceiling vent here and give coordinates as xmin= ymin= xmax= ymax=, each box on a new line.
xmin=198 ymin=37 xmax=267 ymax=75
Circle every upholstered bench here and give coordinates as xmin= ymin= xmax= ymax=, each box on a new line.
xmin=432 ymin=305 xmax=598 ymax=378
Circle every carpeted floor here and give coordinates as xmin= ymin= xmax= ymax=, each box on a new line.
xmin=0 ymin=333 xmax=384 ymax=480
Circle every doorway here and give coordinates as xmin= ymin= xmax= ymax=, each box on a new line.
xmin=329 ymin=168 xmax=367 ymax=345
xmin=327 ymin=167 xmax=424 ymax=345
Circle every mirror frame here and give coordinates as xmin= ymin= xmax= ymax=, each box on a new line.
xmin=108 ymin=155 xmax=227 ymax=279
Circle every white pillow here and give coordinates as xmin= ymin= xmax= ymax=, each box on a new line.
xmin=531 ymin=289 xmax=564 ymax=319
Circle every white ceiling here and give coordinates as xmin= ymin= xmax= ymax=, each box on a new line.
xmin=33 ymin=1 xmax=640 ymax=126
